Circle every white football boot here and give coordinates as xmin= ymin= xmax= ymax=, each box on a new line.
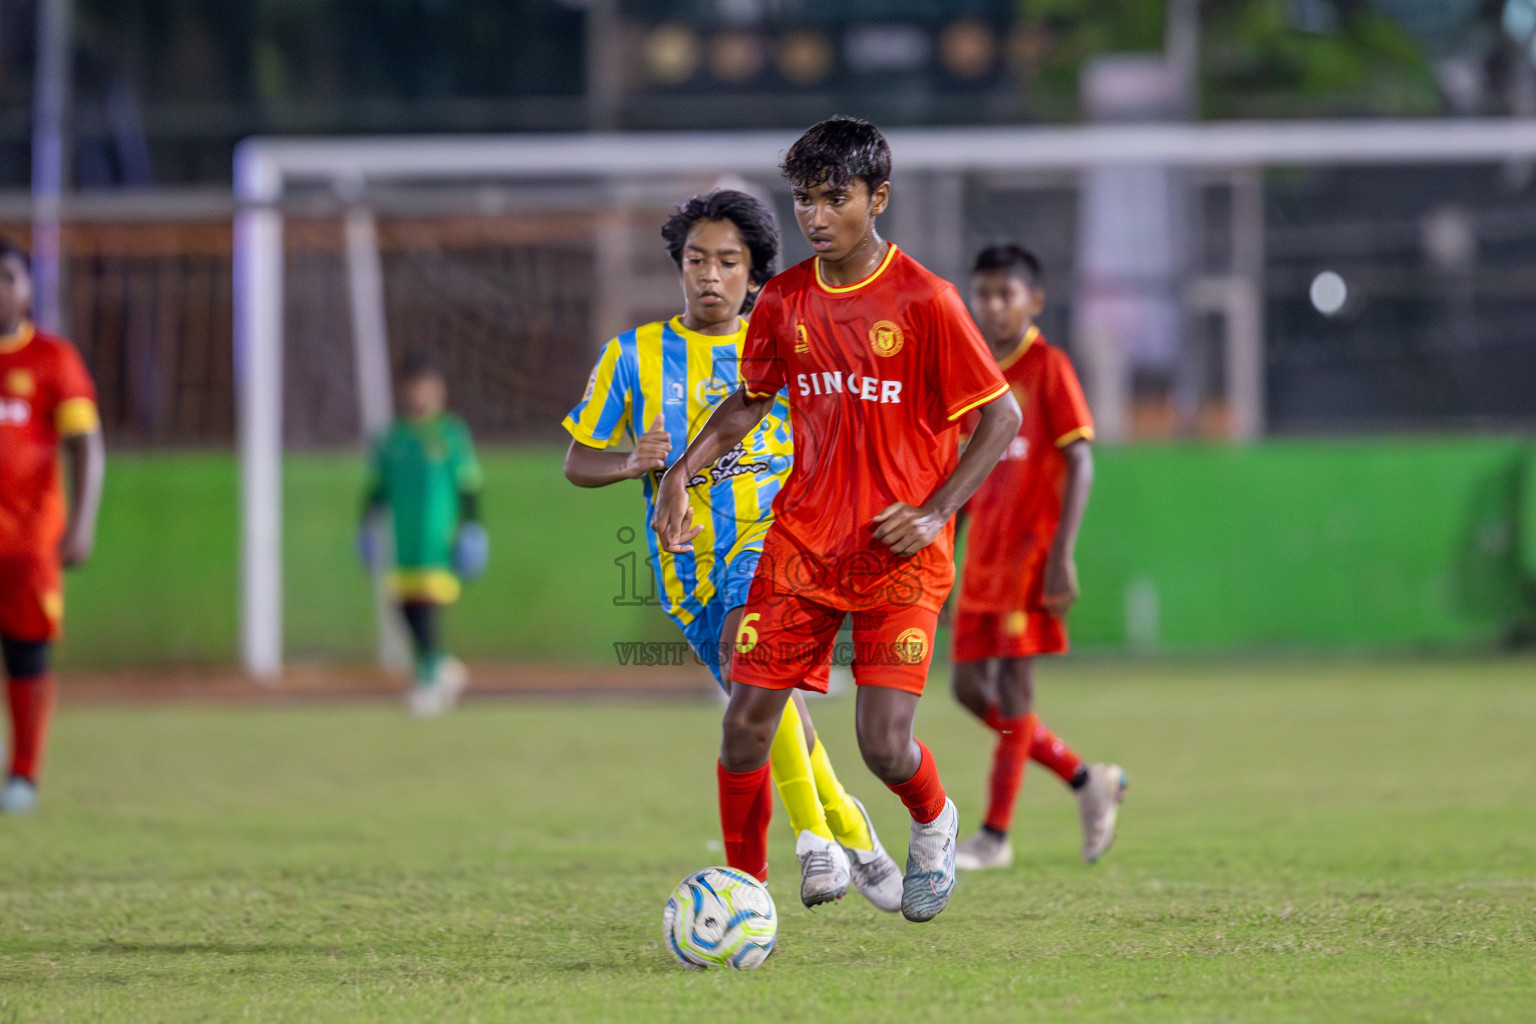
xmin=436 ymin=656 xmax=468 ymax=702
xmin=1077 ymin=763 xmax=1128 ymax=864
xmin=900 ymin=797 xmax=959 ymax=923
xmin=795 ymin=830 xmax=851 ymax=907
xmin=0 ymin=776 xmax=37 ymax=815
xmin=406 ymin=683 xmax=445 ymax=719
xmin=840 ymin=796 xmax=902 ymax=912
xmin=406 ymin=656 xmax=468 ymax=719
xmin=954 ymin=829 xmax=1014 ymax=870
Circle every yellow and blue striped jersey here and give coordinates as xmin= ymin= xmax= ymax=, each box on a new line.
xmin=562 ymin=315 xmax=794 ymax=626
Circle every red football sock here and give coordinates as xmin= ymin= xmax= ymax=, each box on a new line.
xmin=981 ymin=710 xmax=1035 ymax=835
xmin=8 ymin=673 xmax=57 ymax=783
xmin=1029 ymin=717 xmax=1083 ymax=784
xmin=885 ymin=739 xmax=947 ymax=824
xmin=717 ymin=761 xmax=773 ymax=882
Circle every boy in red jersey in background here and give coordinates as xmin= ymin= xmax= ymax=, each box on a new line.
xmin=950 ymin=244 xmax=1125 ymax=870
xmin=0 ymin=239 xmax=105 ymax=814
xmin=654 ymin=117 xmax=1022 ymax=923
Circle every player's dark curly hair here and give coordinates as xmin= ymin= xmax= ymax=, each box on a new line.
xmin=398 ymin=348 xmax=443 ymax=381
xmin=780 ymin=116 xmax=891 ymax=194
xmin=0 ymin=238 xmax=30 ymax=273
xmin=973 ymin=243 xmax=1042 ymax=288
xmin=660 ymin=189 xmax=779 ymax=313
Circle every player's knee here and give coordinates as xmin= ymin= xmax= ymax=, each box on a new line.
xmin=0 ymin=638 xmax=50 ymax=680
xmin=858 ymin=745 xmax=910 ymax=784
xmin=856 ymin=726 xmax=912 ymax=783
xmin=720 ymin=700 xmax=776 ymax=763
xmin=996 ymin=659 xmax=1034 ymax=716
xmin=950 ymin=662 xmax=990 ymax=716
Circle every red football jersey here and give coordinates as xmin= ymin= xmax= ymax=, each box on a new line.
xmin=0 ymin=323 xmax=100 ymax=560
xmin=957 ymin=327 xmax=1093 ymax=613
xmin=741 ymin=244 xmax=1009 ymax=612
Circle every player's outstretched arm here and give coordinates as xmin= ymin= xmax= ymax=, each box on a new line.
xmin=59 ymin=430 xmax=105 ymax=568
xmin=1042 ymin=440 xmax=1093 ymax=615
xmin=651 ymin=388 xmax=774 ymax=553
xmin=872 ymin=392 xmax=1022 ymax=557
xmin=563 ymin=416 xmax=671 ymax=488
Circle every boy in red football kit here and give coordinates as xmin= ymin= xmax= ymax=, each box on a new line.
xmin=0 ymin=239 xmax=105 ymax=815
xmin=950 ymin=244 xmax=1125 ymax=870
xmin=654 ymin=117 xmax=1022 ymax=923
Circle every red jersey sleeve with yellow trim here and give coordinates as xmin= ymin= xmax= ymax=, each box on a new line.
xmin=1040 ymin=344 xmax=1093 ymax=447
xmin=46 ymin=337 xmax=100 ymax=436
xmin=924 ymin=285 xmax=1010 ymax=433
xmin=0 ymin=331 xmax=98 ymax=559
xmin=740 ymin=281 xmax=787 ymax=399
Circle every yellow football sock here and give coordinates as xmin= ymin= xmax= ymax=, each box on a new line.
xmin=811 ymin=735 xmax=874 ymax=851
xmin=768 ymin=697 xmax=835 ymax=841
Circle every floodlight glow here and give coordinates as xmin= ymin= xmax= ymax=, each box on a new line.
xmin=1310 ymin=271 xmax=1347 ymax=316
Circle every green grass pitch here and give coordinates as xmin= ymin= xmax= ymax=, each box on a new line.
xmin=1 ymin=658 xmax=1532 ymax=1022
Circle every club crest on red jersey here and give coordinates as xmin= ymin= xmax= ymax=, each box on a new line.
xmin=868 ymin=320 xmax=904 ymax=357
xmin=5 ymin=369 xmax=35 ymax=397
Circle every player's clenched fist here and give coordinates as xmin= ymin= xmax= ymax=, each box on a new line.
xmin=623 ymin=415 xmax=671 ymax=478
xmin=651 ymin=471 xmax=703 ymax=554
xmin=1041 ymin=549 xmax=1079 ymax=616
xmin=871 ymin=502 xmax=945 ymax=558
xmin=58 ymin=523 xmax=96 ymax=568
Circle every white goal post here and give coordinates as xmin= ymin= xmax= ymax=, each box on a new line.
xmin=233 ymin=117 xmax=1536 ymax=678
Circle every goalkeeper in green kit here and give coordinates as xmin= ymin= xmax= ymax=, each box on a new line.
xmin=358 ymin=350 xmax=488 ymax=718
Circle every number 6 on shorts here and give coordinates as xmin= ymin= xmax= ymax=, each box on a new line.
xmin=734 ymin=612 xmax=761 ymax=653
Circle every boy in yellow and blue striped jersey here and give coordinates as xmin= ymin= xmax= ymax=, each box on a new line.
xmin=561 ymin=190 xmax=901 ymax=911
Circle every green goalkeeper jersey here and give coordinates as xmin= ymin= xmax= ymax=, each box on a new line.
xmin=367 ymin=414 xmax=482 ymax=570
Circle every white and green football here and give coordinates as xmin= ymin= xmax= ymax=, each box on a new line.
xmin=662 ymin=867 xmax=777 ymax=970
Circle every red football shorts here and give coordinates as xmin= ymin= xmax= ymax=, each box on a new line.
xmin=0 ymin=557 xmax=64 ymax=643
xmin=952 ymin=608 xmax=1067 ymax=663
xmin=731 ymin=584 xmax=940 ymax=696
xmin=728 ymin=589 xmax=933 ymax=700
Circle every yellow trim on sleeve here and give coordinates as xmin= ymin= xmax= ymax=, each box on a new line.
xmin=1055 ymin=426 xmax=1095 ymax=447
xmin=814 ymin=243 xmax=899 ymax=294
xmin=561 ymin=416 xmax=616 ymax=450
xmin=995 ymin=325 xmax=1040 ymax=371
xmin=55 ymin=397 xmax=100 ymax=436
xmin=744 ymin=386 xmax=777 ymax=400
xmin=388 ymin=569 xmax=462 ymax=604
xmin=946 ymin=381 xmax=1012 ymax=422
xmin=0 ymin=321 xmax=35 ymax=354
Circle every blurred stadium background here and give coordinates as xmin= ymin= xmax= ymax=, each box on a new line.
xmin=0 ymin=0 xmax=1533 ymax=677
